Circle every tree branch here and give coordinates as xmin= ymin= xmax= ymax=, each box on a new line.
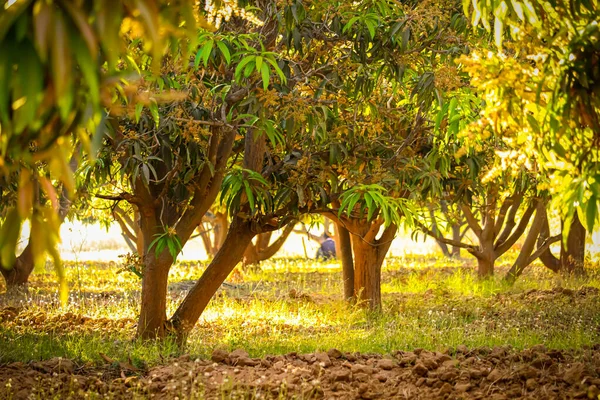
xmin=494 ymin=193 xmax=515 ymax=238
xmin=460 ymin=203 xmax=483 ymax=240
xmin=415 ymin=220 xmax=476 ymax=250
xmin=96 ymin=193 xmax=138 ymax=203
xmin=527 ymin=234 xmax=561 ymax=265
xmin=495 ymin=192 xmax=523 ymax=245
xmin=494 ymin=201 xmax=537 ymax=256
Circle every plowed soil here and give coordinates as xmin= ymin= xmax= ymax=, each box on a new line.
xmin=3 ymin=345 xmax=600 ymax=399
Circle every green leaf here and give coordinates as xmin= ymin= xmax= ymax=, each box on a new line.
xmin=0 ymin=0 xmax=33 ymax=42
xmin=135 ymin=103 xmax=144 ymax=123
xmin=51 ymin=11 xmax=72 ymax=114
xmin=235 ymin=55 xmax=255 ymax=82
xmin=265 ymin=58 xmax=287 ymax=84
xmin=202 ymin=40 xmax=214 ymax=67
xmin=0 ymin=209 xmax=22 ymax=268
xmin=255 ymin=55 xmax=263 ymax=72
xmin=365 ymin=192 xmax=376 ymax=221
xmin=149 ymin=98 xmax=159 ymax=126
xmin=13 ymin=44 xmax=43 ymax=134
xmin=0 ymin=43 xmax=12 ymax=125
xmin=244 ymin=180 xmax=255 ymax=212
xmin=61 ymin=0 xmax=98 ymax=58
xmin=347 ymin=193 xmax=361 ymax=216
xmin=261 ymin=63 xmax=270 ymax=91
xmin=73 ymin=35 xmax=100 ymax=108
xmin=365 ymin=19 xmax=376 ymax=40
xmin=243 ymin=59 xmax=255 ymax=77
xmin=216 ymin=41 xmax=231 ymax=65
xmin=147 ymin=233 xmax=164 ymax=255
xmin=586 ymin=196 xmax=597 ymax=232
xmin=343 ymin=16 xmax=360 ymax=33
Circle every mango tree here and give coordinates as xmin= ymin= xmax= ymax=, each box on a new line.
xmin=290 ymin=0 xmax=474 ymax=309
xmin=90 ymin=0 xmax=351 ymax=339
xmin=463 ymin=0 xmax=599 ymax=243
xmin=418 ymin=89 xmax=561 ymax=279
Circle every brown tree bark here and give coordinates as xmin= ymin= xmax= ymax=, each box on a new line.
xmin=450 ymin=223 xmax=463 ymax=258
xmin=169 ymin=127 xmax=267 ymax=341
xmin=349 ymin=222 xmax=396 ymax=311
xmin=473 ymin=244 xmax=495 ymax=278
xmin=130 ymin=125 xmax=237 ymax=340
xmin=336 ymin=222 xmax=354 ymax=301
xmin=242 ymin=223 xmax=295 ymax=266
xmin=136 ymin=203 xmax=174 ymax=339
xmin=169 ymin=218 xmax=255 ymax=341
xmin=136 ymin=252 xmax=172 ymax=339
xmin=422 ymin=189 xmax=543 ymax=281
xmin=561 ymin=213 xmax=586 ymax=276
xmin=196 ymin=211 xmax=229 ymax=258
xmin=0 ymin=243 xmax=34 ymax=291
xmin=537 ymin=208 xmax=561 ymax=273
xmin=537 ymin=210 xmax=586 ymax=276
xmin=504 ymin=202 xmax=549 ymax=282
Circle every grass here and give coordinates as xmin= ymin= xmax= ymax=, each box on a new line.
xmin=1 ymin=252 xmax=600 ymax=368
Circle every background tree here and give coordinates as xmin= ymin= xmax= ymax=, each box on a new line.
xmin=463 ymin=0 xmax=600 ymax=235
xmin=426 ymin=201 xmax=468 ymax=258
xmin=537 ymin=209 xmax=587 ymax=277
xmin=417 ymin=87 xmax=561 ymax=279
xmin=242 ymin=223 xmax=296 ymax=267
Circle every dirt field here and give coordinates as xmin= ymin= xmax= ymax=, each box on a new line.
xmin=3 ymin=343 xmax=600 ymax=399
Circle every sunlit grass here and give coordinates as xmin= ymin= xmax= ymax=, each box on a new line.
xmin=2 ymin=254 xmax=600 ymax=367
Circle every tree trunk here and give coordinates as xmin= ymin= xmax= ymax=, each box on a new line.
xmin=474 ymin=240 xmax=495 ymax=278
xmin=336 ymin=222 xmax=354 ymax=301
xmin=243 ymin=224 xmax=295 ymax=266
xmin=198 ymin=226 xmax=216 ymax=258
xmin=350 ymin=224 xmax=395 ymax=311
xmin=1 ymin=244 xmax=34 ymax=291
xmin=352 ymin=238 xmax=382 ymax=310
xmin=504 ymin=202 xmax=546 ymax=283
xmin=451 ymin=223 xmax=462 ymax=258
xmin=429 ymin=205 xmax=451 ymax=257
xmin=170 ymin=218 xmax=255 ymax=341
xmin=538 ymin=208 xmax=560 ymax=272
xmin=136 ymin=252 xmax=172 ymax=339
xmin=561 ymin=213 xmax=586 ymax=276
xmin=136 ymin=205 xmax=173 ymax=339
xmin=214 ymin=212 xmax=228 ymax=250
xmin=476 ymin=256 xmax=494 ymax=278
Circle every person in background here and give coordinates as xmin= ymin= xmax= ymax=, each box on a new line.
xmin=316 ymin=233 xmax=336 ymax=260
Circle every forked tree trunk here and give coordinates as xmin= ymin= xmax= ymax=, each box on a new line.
xmin=197 ymin=212 xmax=229 ymax=258
xmin=242 ymin=223 xmax=295 ymax=266
xmin=538 ymin=211 xmax=560 ymax=272
xmin=473 ymin=240 xmax=495 ymax=278
xmin=1 ymin=244 xmax=34 ymax=291
xmin=538 ymin=211 xmax=586 ymax=276
xmin=336 ymin=222 xmax=354 ymax=301
xmin=504 ymin=202 xmax=547 ymax=282
xmin=169 ymin=125 xmax=266 ymax=342
xmin=349 ymin=224 xmax=396 ymax=311
xmin=561 ymin=213 xmax=586 ymax=277
xmin=170 ymin=218 xmax=255 ymax=341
